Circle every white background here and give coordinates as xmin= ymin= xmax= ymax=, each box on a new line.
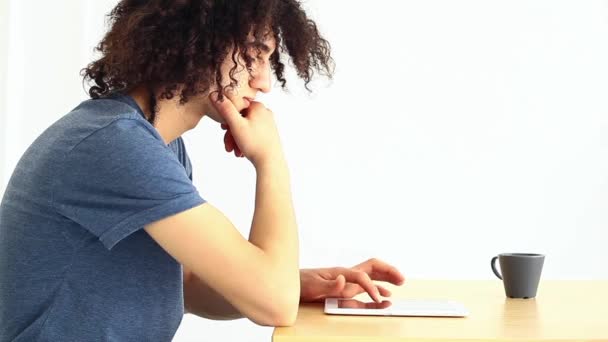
xmin=1 ymin=1 xmax=607 ymax=341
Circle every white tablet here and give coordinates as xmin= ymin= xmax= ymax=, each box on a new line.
xmin=324 ymin=298 xmax=469 ymax=317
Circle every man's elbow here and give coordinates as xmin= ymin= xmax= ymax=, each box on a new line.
xmin=267 ymin=312 xmax=297 ymax=327
xmin=255 ymin=290 xmax=300 ymax=327
xmin=257 ymin=303 xmax=298 ymax=327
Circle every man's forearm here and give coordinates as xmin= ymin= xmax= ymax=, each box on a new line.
xmin=249 ymin=157 xmax=300 ymax=300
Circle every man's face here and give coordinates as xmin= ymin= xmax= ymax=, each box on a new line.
xmin=203 ymin=35 xmax=277 ymax=123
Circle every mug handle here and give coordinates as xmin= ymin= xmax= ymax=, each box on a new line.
xmin=491 ymin=256 xmax=503 ymax=280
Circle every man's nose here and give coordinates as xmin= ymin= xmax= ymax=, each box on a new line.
xmin=251 ymin=67 xmax=272 ymax=93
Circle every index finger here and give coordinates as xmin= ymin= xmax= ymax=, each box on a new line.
xmin=209 ymin=92 xmax=243 ymax=128
xmin=356 ymin=259 xmax=405 ymax=285
xmin=340 ymin=269 xmax=381 ymax=303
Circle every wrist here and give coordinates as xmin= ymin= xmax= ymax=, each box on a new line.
xmin=253 ymin=150 xmax=287 ymax=172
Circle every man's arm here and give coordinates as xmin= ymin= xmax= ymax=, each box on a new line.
xmin=146 ymin=102 xmax=299 ymax=326
xmin=146 ymin=156 xmax=298 ymax=326
xmin=178 ymin=160 xmax=297 ymax=322
xmin=183 ymin=258 xmax=406 ymax=320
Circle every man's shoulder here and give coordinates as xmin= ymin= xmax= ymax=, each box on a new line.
xmin=67 ymin=96 xmax=148 ymax=130
xmin=51 ymin=96 xmax=160 ymax=150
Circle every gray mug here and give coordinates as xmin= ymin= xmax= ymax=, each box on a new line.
xmin=491 ymin=253 xmax=545 ymax=299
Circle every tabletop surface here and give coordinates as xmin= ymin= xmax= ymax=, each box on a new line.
xmin=272 ymin=279 xmax=608 ymax=342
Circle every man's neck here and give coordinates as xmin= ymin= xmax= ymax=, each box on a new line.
xmin=128 ymin=86 xmax=202 ymax=145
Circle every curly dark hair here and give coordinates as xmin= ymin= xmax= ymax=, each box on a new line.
xmin=81 ymin=0 xmax=334 ymax=123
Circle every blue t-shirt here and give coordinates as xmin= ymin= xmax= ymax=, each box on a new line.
xmin=0 ymin=94 xmax=206 ymax=341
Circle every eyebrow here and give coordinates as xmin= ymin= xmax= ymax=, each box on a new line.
xmin=247 ymin=41 xmax=273 ymax=54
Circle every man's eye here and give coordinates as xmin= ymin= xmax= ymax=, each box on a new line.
xmin=249 ymin=56 xmax=264 ymax=63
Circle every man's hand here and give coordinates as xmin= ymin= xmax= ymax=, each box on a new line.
xmin=211 ymin=94 xmax=284 ymax=166
xmin=299 ymin=258 xmax=405 ymax=303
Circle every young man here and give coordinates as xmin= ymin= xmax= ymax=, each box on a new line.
xmin=0 ymin=0 xmax=404 ymax=340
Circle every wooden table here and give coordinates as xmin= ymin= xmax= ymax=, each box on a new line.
xmin=273 ymin=280 xmax=608 ymax=341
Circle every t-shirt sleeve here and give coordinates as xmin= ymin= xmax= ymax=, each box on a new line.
xmin=53 ymin=118 xmax=206 ymax=250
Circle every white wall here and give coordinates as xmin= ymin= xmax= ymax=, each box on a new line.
xmin=2 ymin=1 xmax=607 ymax=341
xmin=1 ymin=0 xmax=115 ymax=194
xmin=0 ymin=0 xmax=10 ymax=188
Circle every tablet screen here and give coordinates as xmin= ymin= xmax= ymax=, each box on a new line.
xmin=333 ymin=298 xmax=469 ymax=317
xmin=337 ymin=299 xmax=392 ymax=309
